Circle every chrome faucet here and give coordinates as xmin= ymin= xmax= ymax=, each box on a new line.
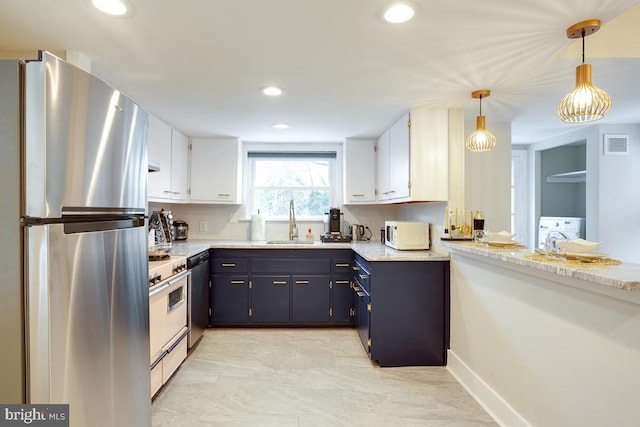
xmin=289 ymin=199 xmax=298 ymax=240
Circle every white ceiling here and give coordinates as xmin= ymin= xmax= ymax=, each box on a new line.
xmin=1 ymin=0 xmax=639 ymax=144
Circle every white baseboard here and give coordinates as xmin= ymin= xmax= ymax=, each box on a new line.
xmin=446 ymin=350 xmax=531 ymax=427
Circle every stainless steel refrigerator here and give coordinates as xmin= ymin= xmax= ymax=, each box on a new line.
xmin=0 ymin=52 xmax=151 ymax=426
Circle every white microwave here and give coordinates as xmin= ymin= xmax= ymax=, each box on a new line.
xmin=385 ymin=221 xmax=430 ymax=250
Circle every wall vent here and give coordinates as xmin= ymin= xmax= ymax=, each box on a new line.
xmin=603 ymin=134 xmax=629 ymax=156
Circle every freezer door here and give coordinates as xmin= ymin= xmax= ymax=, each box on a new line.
xmin=24 ymin=52 xmax=148 ymax=218
xmin=26 ymin=222 xmax=151 ymax=427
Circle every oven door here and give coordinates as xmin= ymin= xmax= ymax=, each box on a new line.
xmin=165 ymin=271 xmax=189 ymax=344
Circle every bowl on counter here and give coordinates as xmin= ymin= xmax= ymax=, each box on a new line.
xmin=557 ymin=238 xmax=600 ymax=254
xmin=489 ymin=231 xmax=516 ymax=242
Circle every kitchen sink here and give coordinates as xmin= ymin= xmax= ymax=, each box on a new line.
xmin=265 ymin=240 xmax=315 ymax=244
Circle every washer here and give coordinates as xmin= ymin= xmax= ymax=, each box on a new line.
xmin=538 ymin=217 xmax=585 ymax=249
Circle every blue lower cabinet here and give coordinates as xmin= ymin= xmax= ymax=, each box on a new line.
xmin=332 ymin=275 xmax=353 ymax=324
xmin=210 ymin=274 xmax=249 ymax=325
xmin=355 ymin=254 xmax=449 ymax=367
xmin=250 ymin=275 xmax=290 ymax=323
xmin=292 ymin=275 xmax=331 ymax=324
xmin=210 ymin=249 xmax=352 ymax=327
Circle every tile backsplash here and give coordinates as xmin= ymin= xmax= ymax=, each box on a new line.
xmin=149 ymin=201 xmax=447 ymax=242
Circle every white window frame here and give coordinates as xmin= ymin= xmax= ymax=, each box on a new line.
xmin=241 ymin=142 xmax=344 ymax=221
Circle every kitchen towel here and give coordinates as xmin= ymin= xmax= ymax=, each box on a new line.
xmin=251 ymin=212 xmax=265 ymax=241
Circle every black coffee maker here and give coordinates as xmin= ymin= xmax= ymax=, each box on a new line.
xmin=321 ymin=208 xmax=352 ymax=242
xmin=328 ymin=208 xmax=342 ymax=233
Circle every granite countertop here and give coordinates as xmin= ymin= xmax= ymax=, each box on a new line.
xmin=158 ymin=239 xmax=449 ymax=262
xmin=443 ymin=241 xmax=640 ymax=297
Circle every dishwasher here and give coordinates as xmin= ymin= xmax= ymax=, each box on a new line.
xmin=187 ymin=250 xmax=210 ymax=348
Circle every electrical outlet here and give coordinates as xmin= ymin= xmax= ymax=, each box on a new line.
xmin=199 ymin=221 xmax=208 ymax=232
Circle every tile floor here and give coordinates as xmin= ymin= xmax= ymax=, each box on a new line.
xmin=152 ymin=328 xmax=496 ymax=427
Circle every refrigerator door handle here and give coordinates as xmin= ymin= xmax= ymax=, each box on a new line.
xmin=63 ymin=216 xmax=145 ymax=234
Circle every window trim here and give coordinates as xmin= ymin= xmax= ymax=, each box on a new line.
xmin=241 ymin=142 xmax=344 ymax=221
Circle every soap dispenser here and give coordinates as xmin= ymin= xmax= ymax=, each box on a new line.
xmin=306 ymin=228 xmax=314 ymax=241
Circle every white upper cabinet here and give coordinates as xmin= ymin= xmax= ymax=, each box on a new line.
xmin=376 ymin=112 xmax=410 ymax=202
xmin=375 ymin=108 xmax=453 ymax=203
xmin=189 ymin=137 xmax=241 ymax=204
xmin=343 ymin=138 xmax=376 ymax=204
xmin=407 ymin=107 xmax=450 ymax=202
xmin=388 ymin=112 xmax=410 ymax=200
xmin=147 ymin=115 xmax=188 ymax=202
xmin=148 ymin=115 xmax=173 ymax=200
xmin=170 ymin=129 xmax=189 ymax=202
xmin=376 ymin=129 xmax=390 ymax=202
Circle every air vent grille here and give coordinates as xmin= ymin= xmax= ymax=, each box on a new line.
xmin=603 ymin=134 xmax=629 ymax=156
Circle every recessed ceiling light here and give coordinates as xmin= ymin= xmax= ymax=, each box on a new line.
xmin=261 ymin=86 xmax=285 ymax=96
xmin=383 ymin=3 xmax=415 ymax=23
xmin=272 ymin=123 xmax=290 ymax=129
xmin=92 ymin=0 xmax=127 ymax=16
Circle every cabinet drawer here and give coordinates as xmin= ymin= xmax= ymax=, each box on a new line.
xmin=212 ymin=258 xmax=248 ymax=274
xmin=332 ymin=259 xmax=352 ymax=274
xmin=352 ymin=260 xmax=370 ymax=293
xmin=252 ymin=258 xmax=329 ymax=274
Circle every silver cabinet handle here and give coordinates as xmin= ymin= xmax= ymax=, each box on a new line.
xmin=272 ymin=281 xmax=287 ymax=285
xmin=217 ymin=193 xmax=230 ymax=197
xmin=335 ymin=280 xmax=349 ymax=285
xmin=335 ymin=263 xmax=350 ymax=267
xmin=295 ymin=280 xmax=309 ymax=285
xmin=221 ymin=263 xmax=236 ymax=267
xmin=230 ymin=280 xmax=245 ymax=285
xmin=359 ymin=274 xmax=368 ymax=280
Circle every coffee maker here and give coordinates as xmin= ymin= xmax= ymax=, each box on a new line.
xmin=321 ymin=207 xmax=352 ymax=242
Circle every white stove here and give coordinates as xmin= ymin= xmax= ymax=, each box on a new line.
xmin=148 ymin=256 xmax=187 ymax=287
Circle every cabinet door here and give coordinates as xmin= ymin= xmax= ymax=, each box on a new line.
xmin=343 ymin=138 xmax=376 ymax=204
xmin=355 ymin=285 xmax=370 ymax=354
xmin=189 ymin=137 xmax=240 ymax=203
xmin=388 ymin=112 xmax=410 ymax=200
xmin=211 ymin=274 xmax=249 ymax=324
xmin=251 ymin=275 xmax=290 ymax=323
xmin=170 ymin=129 xmax=189 ymax=201
xmin=292 ymin=275 xmax=330 ymax=323
xmin=147 ymin=115 xmax=172 ymax=199
xmin=376 ymin=130 xmax=390 ymax=201
xmin=331 ymin=275 xmax=352 ymax=324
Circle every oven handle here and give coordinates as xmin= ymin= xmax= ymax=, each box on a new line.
xmin=149 ymin=282 xmax=170 ymax=297
xmin=168 ymin=270 xmax=190 ymax=286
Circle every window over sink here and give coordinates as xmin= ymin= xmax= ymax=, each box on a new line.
xmin=242 ymin=143 xmax=342 ymax=221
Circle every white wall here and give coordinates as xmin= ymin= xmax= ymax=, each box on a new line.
xmin=464 ymin=120 xmax=512 ymax=232
xmin=596 ymin=124 xmax=640 ymax=263
xmin=448 ymin=253 xmax=640 ymax=427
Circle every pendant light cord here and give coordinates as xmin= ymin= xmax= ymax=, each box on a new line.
xmin=479 ymin=95 xmax=483 ymax=115
xmin=581 ymin=31 xmax=585 ymax=63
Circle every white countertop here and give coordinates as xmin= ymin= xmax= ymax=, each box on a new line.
xmin=443 ymin=241 xmax=640 ymax=300
xmin=157 ymin=239 xmax=449 ymax=262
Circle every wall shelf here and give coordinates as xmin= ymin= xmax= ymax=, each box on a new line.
xmin=545 ymin=170 xmax=586 ymax=183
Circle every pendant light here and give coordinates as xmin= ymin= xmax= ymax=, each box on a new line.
xmin=557 ymin=19 xmax=611 ymax=123
xmin=466 ymin=90 xmax=496 ymax=152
